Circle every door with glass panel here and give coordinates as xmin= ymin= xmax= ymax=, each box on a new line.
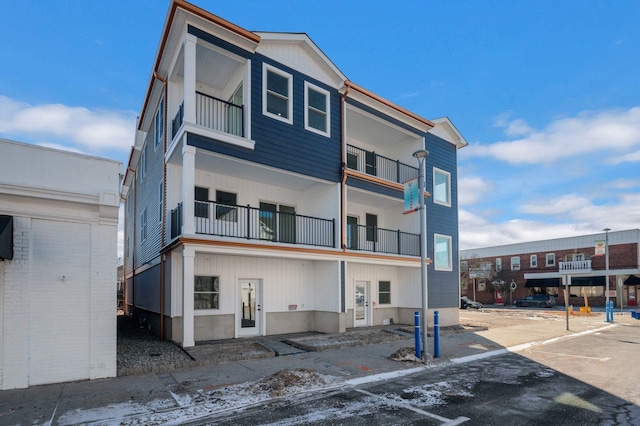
xmin=238 ymin=279 xmax=262 ymax=337
xmin=354 ymin=281 xmax=370 ymax=327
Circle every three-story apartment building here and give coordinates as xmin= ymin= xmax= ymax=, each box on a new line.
xmin=122 ymin=0 xmax=467 ymax=347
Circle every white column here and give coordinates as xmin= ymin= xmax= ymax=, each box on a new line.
xmin=184 ymin=34 xmax=197 ymax=125
xmin=182 ymin=142 xmax=195 ymax=235
xmin=182 ymin=247 xmax=195 ymax=347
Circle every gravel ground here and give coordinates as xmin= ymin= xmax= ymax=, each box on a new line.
xmin=117 ymin=314 xmax=194 ymax=375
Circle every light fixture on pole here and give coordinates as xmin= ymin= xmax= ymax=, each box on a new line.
xmin=604 ymin=227 xmax=611 ymax=322
xmin=413 ymin=149 xmax=429 ymax=360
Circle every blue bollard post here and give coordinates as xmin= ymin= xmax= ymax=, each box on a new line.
xmin=414 ymin=311 xmax=421 ymax=359
xmin=434 ymin=311 xmax=440 ymax=358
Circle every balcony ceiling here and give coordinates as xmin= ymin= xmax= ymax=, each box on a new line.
xmin=174 ymin=44 xmax=243 ymax=91
xmin=347 ymin=186 xmax=402 ymax=210
xmin=346 ymin=107 xmax=420 ymax=149
xmin=181 ymin=148 xmax=328 ymax=192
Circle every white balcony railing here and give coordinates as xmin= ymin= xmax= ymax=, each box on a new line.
xmin=558 ymin=260 xmax=592 ymax=273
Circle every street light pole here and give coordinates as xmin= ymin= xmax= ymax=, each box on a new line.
xmin=413 ymin=149 xmax=429 ymax=360
xmin=604 ymin=228 xmax=611 ymax=322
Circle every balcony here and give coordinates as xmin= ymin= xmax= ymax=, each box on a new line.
xmin=171 ymin=201 xmax=335 ymax=248
xmin=172 ymin=92 xmax=244 ymax=140
xmin=559 ymin=260 xmax=592 ymax=273
xmin=347 ymin=144 xmax=418 ymax=185
xmin=346 ymin=224 xmax=419 ymax=256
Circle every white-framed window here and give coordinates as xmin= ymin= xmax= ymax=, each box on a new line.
xmin=304 ymin=81 xmax=330 ymax=137
xmin=194 ymin=276 xmax=220 ymax=310
xmin=496 ymin=258 xmax=502 ymax=271
xmin=511 ymin=256 xmax=520 ymax=271
xmin=434 ymin=234 xmax=452 ymax=271
xmin=378 ymin=281 xmax=391 ymax=304
xmin=140 ymin=145 xmax=147 ymax=179
xmin=140 ymin=208 xmax=147 ymax=242
xmin=433 ymin=168 xmax=451 ymax=207
xmin=154 ymin=97 xmax=164 ymax=151
xmin=530 ymin=254 xmax=538 ymax=268
xmin=158 ymin=182 xmax=163 ymax=223
xmin=546 ymin=253 xmax=555 ymax=266
xmin=263 ymin=63 xmax=293 ymax=124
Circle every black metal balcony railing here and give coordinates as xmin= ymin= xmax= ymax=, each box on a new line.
xmin=171 ymin=92 xmax=244 ymax=140
xmin=170 ymin=203 xmax=183 ymax=240
xmin=171 ymin=102 xmax=184 ymax=139
xmin=171 ymin=201 xmax=335 ymax=248
xmin=346 ymin=144 xmax=419 ymax=184
xmin=346 ymin=224 xmax=420 ymax=256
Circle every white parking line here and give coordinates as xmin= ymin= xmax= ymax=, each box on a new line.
xmin=354 ymin=388 xmax=470 ymax=425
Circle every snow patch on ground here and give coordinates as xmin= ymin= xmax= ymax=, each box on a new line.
xmin=57 ymin=369 xmax=341 ymax=426
xmin=382 ymin=380 xmax=475 ymax=408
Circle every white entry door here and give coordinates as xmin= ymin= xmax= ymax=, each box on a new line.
xmin=237 ymin=279 xmax=262 ymax=337
xmin=354 ymin=281 xmax=370 ymax=327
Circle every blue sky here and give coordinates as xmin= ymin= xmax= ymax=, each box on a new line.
xmin=1 ymin=1 xmax=640 ymax=254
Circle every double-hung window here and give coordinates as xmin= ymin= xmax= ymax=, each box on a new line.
xmin=546 ymin=253 xmax=555 ymax=266
xmin=154 ymin=97 xmax=164 ymax=151
xmin=378 ymin=281 xmax=391 ymax=304
xmin=530 ymin=255 xmax=538 ymax=268
xmin=140 ymin=208 xmax=147 ymax=242
xmin=263 ymin=64 xmax=293 ymax=124
xmin=194 ymin=276 xmax=219 ymax=310
xmin=434 ymin=234 xmax=453 ymax=271
xmin=304 ymin=81 xmax=330 ymax=136
xmin=511 ymin=256 xmax=520 ymax=271
xmin=433 ymin=168 xmax=451 ymax=207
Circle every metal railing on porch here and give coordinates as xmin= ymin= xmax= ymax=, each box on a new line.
xmin=346 ymin=144 xmax=419 ymax=184
xmin=171 ymin=201 xmax=335 ymax=248
xmin=346 ymin=223 xmax=420 ymax=256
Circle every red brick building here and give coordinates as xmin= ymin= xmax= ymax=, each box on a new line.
xmin=460 ymin=229 xmax=640 ymax=308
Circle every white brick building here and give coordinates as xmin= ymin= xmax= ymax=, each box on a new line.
xmin=0 ymin=139 xmax=121 ymax=389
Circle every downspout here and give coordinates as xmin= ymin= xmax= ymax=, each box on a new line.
xmin=154 ymin=71 xmax=168 ymax=340
xmin=129 ymin=165 xmax=137 ymax=319
xmin=340 ymin=84 xmax=351 ymax=251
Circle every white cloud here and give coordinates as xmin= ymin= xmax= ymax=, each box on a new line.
xmin=520 ymin=194 xmax=591 ymax=215
xmin=458 ymin=176 xmax=495 ymax=206
xmin=0 ymin=95 xmax=136 ymax=154
xmin=471 ymin=107 xmax=640 ymax=165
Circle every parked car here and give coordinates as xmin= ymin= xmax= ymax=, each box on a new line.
xmin=514 ymin=295 xmax=556 ymax=308
xmin=460 ymin=296 xmax=483 ymax=309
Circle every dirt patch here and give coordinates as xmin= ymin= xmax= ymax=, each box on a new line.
xmin=251 ymin=368 xmax=329 ymax=397
xmin=389 ymin=347 xmax=422 ymax=363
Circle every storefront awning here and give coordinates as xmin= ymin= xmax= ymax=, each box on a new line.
xmin=570 ymin=276 xmax=605 ymax=286
xmin=624 ymin=275 xmax=640 ymax=285
xmin=526 ymin=278 xmax=560 ymax=287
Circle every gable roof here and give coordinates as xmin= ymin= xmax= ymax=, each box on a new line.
xmin=255 ymin=32 xmax=347 ymax=88
xmin=429 ymin=117 xmax=468 ymax=149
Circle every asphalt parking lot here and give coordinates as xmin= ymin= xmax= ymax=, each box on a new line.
xmin=205 ymin=313 xmax=640 ymax=425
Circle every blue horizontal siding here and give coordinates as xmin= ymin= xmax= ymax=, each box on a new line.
xmin=425 ymin=132 xmax=459 ymax=308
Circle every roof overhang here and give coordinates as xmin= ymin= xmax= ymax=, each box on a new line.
xmin=340 ymin=81 xmax=434 ymax=134
xmin=429 ymin=117 xmax=468 ymax=149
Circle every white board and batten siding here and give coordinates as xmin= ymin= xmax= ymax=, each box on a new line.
xmin=168 ymin=254 xmax=341 ymax=318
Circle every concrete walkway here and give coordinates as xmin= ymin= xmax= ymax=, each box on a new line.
xmin=1 ymin=310 xmax=636 ymax=425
